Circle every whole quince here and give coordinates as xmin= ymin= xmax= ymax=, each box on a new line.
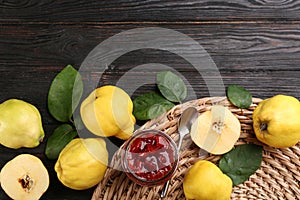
xmin=54 ymin=138 xmax=108 ymax=190
xmin=253 ymin=94 xmax=300 ymax=148
xmin=0 ymin=99 xmax=44 ymax=149
xmin=80 ymin=85 xmax=136 ymax=140
xmin=183 ymin=160 xmax=232 ymax=200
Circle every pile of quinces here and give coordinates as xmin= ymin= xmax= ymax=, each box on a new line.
xmin=0 ymin=85 xmax=136 ymax=199
xmin=1 ymin=70 xmax=300 ymax=200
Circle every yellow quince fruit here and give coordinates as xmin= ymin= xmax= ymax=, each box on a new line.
xmin=0 ymin=99 xmax=44 ymax=149
xmin=80 ymin=85 xmax=136 ymax=140
xmin=183 ymin=160 xmax=232 ymax=200
xmin=253 ymin=94 xmax=300 ymax=148
xmin=54 ymin=138 xmax=108 ymax=190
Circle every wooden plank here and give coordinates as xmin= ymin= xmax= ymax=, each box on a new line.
xmin=0 ymin=23 xmax=300 ymax=70
xmin=1 ymin=23 xmax=300 ymax=100
xmin=1 ymin=0 xmax=300 ymax=22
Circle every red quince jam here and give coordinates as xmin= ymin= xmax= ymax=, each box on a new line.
xmin=122 ymin=130 xmax=178 ymax=186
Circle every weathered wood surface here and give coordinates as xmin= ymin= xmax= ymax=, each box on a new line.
xmin=1 ymin=0 xmax=300 ymax=199
xmin=1 ymin=0 xmax=300 ymax=22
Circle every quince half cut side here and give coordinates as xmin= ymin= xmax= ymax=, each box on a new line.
xmin=190 ymin=105 xmax=241 ymax=155
xmin=0 ymin=154 xmax=49 ymax=200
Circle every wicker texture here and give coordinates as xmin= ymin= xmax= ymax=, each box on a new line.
xmin=92 ymin=97 xmax=300 ymax=200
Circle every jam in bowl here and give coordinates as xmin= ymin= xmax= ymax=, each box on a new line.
xmin=121 ymin=129 xmax=179 ymax=186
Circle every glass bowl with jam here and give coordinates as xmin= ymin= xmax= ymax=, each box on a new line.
xmin=121 ymin=129 xmax=179 ymax=186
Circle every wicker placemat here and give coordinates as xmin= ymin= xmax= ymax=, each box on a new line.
xmin=92 ymin=97 xmax=300 ymax=200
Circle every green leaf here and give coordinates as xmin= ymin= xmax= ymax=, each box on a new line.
xmin=156 ymin=71 xmax=187 ymax=103
xmin=73 ymin=114 xmax=85 ymax=131
xmin=45 ymin=124 xmax=77 ymax=160
xmin=133 ymin=92 xmax=175 ymax=120
xmin=219 ymin=144 xmax=263 ymax=186
xmin=48 ymin=65 xmax=83 ymax=122
xmin=227 ymin=85 xmax=252 ymax=109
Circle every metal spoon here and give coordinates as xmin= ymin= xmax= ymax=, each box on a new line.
xmin=160 ymin=107 xmax=198 ymax=198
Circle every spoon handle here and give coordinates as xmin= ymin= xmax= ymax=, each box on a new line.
xmin=160 ymin=132 xmax=186 ymax=198
xmin=160 ymin=107 xmax=198 ymax=198
xmin=160 ymin=179 xmax=170 ymax=198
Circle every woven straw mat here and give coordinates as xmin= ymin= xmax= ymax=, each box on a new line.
xmin=92 ymin=97 xmax=300 ymax=200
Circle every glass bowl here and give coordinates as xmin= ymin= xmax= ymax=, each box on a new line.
xmin=121 ymin=129 xmax=179 ymax=186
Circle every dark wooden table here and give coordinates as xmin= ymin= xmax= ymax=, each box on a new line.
xmin=1 ymin=1 xmax=300 ymax=199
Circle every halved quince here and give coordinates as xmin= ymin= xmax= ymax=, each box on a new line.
xmin=190 ymin=105 xmax=241 ymax=155
xmin=0 ymin=154 xmax=49 ymax=200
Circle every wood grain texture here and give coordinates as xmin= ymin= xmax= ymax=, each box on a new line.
xmin=1 ymin=0 xmax=300 ymax=22
xmin=1 ymin=23 xmax=300 ymax=70
xmin=1 ymin=23 xmax=300 ymax=103
xmin=1 ymin=0 xmax=300 ymax=199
